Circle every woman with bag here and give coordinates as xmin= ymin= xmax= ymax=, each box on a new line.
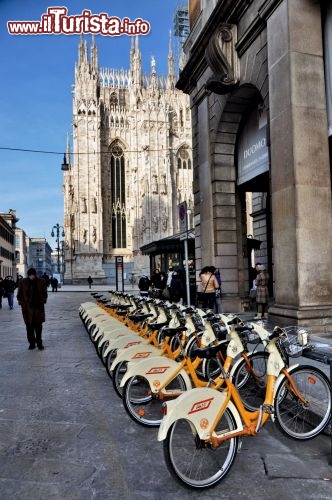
xmin=199 ymin=266 xmax=220 ymax=310
xmin=254 ymin=264 xmax=269 ymax=319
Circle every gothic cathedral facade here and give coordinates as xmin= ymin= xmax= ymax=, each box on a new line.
xmin=63 ymin=36 xmax=193 ymax=284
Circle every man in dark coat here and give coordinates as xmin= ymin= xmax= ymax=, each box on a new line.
xmin=17 ymin=268 xmax=48 ymax=350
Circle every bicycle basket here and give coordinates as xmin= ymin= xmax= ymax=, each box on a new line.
xmin=243 ymin=330 xmax=261 ymax=345
xmin=278 ymin=326 xmax=312 ymax=358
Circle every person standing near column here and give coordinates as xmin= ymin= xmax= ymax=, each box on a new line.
xmin=17 ymin=268 xmax=48 ymax=350
xmin=254 ymin=265 xmax=269 ymax=320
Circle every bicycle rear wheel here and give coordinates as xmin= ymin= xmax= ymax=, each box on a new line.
xmin=163 ymin=410 xmax=238 ymax=489
xmin=274 ymin=365 xmax=331 ymax=440
xmin=231 ymin=351 xmax=269 ymax=411
xmin=123 ymin=374 xmax=187 ymax=427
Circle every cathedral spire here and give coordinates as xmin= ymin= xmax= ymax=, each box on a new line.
xmin=90 ymin=34 xmax=98 ymax=74
xmin=167 ymin=31 xmax=175 ymax=89
xmin=151 ymin=55 xmax=156 ymax=75
xmin=130 ymin=35 xmax=142 ymax=87
xmin=78 ymin=34 xmax=88 ymax=69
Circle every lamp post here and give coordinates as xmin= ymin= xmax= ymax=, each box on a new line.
xmin=51 ymin=224 xmax=65 ymax=275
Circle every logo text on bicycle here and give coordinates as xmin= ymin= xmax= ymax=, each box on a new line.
xmin=188 ymin=397 xmax=214 ymax=414
xmin=132 ymin=352 xmax=152 ymax=359
xmin=146 ymin=366 xmax=170 ymax=375
xmin=124 ymin=341 xmax=141 ymax=348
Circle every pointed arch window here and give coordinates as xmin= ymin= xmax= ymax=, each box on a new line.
xmin=177 ymin=146 xmax=191 ymax=169
xmin=110 ymin=144 xmax=126 ymax=248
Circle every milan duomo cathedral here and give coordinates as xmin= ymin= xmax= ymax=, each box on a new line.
xmin=63 ymin=35 xmax=193 ymax=284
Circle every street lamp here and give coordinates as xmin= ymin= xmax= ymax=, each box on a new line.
xmin=51 ymin=224 xmax=65 ymax=274
xmin=61 ymin=154 xmax=69 ymax=171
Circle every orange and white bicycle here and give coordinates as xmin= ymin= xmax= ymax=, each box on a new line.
xmin=120 ymin=318 xmax=271 ymax=426
xmin=157 ymin=326 xmax=331 ymax=489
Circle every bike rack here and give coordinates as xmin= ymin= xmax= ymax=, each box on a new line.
xmin=303 ymin=347 xmax=332 ymax=466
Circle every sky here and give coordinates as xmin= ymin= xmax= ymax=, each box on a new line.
xmin=0 ymin=0 xmax=184 ymax=251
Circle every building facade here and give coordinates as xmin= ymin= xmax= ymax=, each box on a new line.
xmin=29 ymin=238 xmax=53 ymax=277
xmin=179 ymin=0 xmax=332 ymax=330
xmin=15 ymin=227 xmax=29 ymax=278
xmin=63 ymin=36 xmax=193 ymax=284
xmin=0 ymin=212 xmax=16 ymax=278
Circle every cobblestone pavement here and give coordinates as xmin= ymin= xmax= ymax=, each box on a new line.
xmin=0 ymin=290 xmax=331 ymax=500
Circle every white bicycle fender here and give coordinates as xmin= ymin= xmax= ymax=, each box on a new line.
xmin=158 ymin=388 xmax=242 ymax=441
xmin=102 ymin=334 xmax=143 ymax=354
xmin=98 ymin=327 xmax=136 ymax=346
xmin=103 ymin=333 xmax=139 ymax=357
xmin=120 ymin=356 xmax=192 ymax=392
xmin=110 ymin=343 xmax=161 ymax=371
xmin=92 ymin=318 xmax=119 ymax=333
xmin=95 ymin=324 xmax=131 ymax=343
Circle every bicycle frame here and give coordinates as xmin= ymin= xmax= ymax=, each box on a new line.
xmin=158 ymin=336 xmax=286 ymax=443
xmin=120 ymin=321 xmax=260 ymax=396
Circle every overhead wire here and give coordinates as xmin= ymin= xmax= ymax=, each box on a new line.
xmin=0 ymin=145 xmax=193 ymax=155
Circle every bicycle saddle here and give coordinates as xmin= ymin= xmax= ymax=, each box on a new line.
xmin=162 ymin=326 xmax=188 ymax=337
xmin=194 ymin=340 xmax=228 ymax=359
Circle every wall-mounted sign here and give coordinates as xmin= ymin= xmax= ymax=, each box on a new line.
xmin=115 ymin=256 xmax=124 ymax=292
xmin=178 ymin=201 xmax=188 ymax=234
xmin=237 ymin=107 xmax=269 ymax=185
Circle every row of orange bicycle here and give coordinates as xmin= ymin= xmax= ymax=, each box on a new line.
xmin=79 ymin=292 xmax=331 ymax=490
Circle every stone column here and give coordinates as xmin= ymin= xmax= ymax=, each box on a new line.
xmin=267 ymin=0 xmax=332 ymax=330
xmin=197 ymin=96 xmax=215 ymax=266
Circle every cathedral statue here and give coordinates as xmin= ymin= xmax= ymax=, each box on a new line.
xmin=91 ymin=197 xmax=97 ymax=213
xmin=81 ymin=197 xmax=87 ymax=213
xmin=152 ymin=216 xmax=158 ymax=233
xmin=152 ymin=175 xmax=158 ymax=194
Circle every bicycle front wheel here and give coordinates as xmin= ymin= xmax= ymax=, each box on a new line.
xmin=274 ymin=365 xmax=331 ymax=440
xmin=163 ymin=410 xmax=238 ymax=489
xmin=123 ymin=374 xmax=187 ymax=427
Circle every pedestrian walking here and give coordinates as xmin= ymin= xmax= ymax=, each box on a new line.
xmin=0 ymin=277 xmax=4 ymax=309
xmin=169 ymin=268 xmax=185 ymax=304
xmin=3 ymin=276 xmax=17 ymax=309
xmin=17 ymin=268 xmax=48 ymax=350
xmin=87 ymin=276 xmax=93 ymax=289
xmin=51 ymin=277 xmax=58 ymax=292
